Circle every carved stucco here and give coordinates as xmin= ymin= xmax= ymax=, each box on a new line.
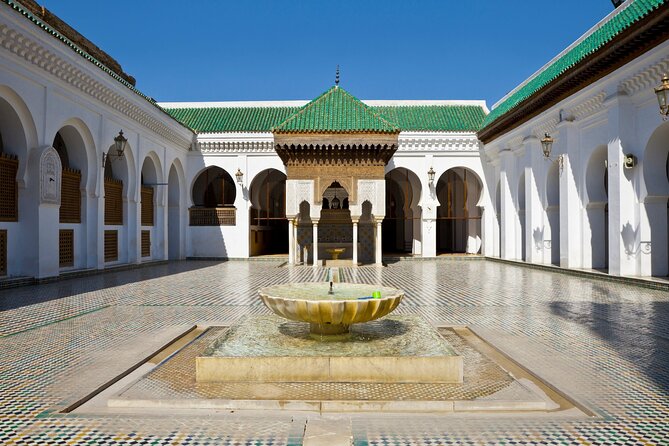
xmin=39 ymin=146 xmax=61 ymax=204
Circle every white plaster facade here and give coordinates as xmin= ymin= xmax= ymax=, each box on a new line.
xmin=0 ymin=3 xmax=193 ymax=278
xmin=482 ymin=40 xmax=669 ymax=277
xmin=0 ymin=0 xmax=668 ymax=280
xmin=172 ymin=114 xmax=488 ymax=263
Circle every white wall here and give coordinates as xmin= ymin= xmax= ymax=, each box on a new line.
xmin=483 ymin=40 xmax=669 ymax=277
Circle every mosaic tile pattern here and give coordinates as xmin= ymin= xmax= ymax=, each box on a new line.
xmin=0 ymin=259 xmax=668 ymax=445
xmin=114 ymin=326 xmax=513 ymax=403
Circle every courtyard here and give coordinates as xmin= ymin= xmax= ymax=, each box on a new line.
xmin=0 ymin=259 xmax=668 ymax=445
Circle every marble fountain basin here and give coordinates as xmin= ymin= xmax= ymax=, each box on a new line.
xmin=258 ymin=282 xmax=404 ymax=336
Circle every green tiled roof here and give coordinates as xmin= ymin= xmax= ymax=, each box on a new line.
xmin=164 ymin=102 xmax=486 ymax=134
xmin=273 ymin=87 xmax=400 ymax=134
xmin=481 ymin=0 xmax=667 ymax=130
xmin=375 ymin=105 xmax=485 ymax=132
xmin=165 ymin=107 xmax=300 ymax=133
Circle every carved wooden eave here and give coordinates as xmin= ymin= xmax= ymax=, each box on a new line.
xmin=478 ymin=4 xmax=669 ymax=144
xmin=273 ymin=133 xmax=399 ymax=170
xmin=0 ymin=7 xmax=194 ymax=149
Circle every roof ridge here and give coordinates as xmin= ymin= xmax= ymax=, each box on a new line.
xmin=272 ymin=86 xmax=400 ymax=133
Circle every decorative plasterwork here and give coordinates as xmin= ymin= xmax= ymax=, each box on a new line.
xmin=620 ymin=57 xmax=669 ymax=96
xmin=530 ymin=117 xmax=559 ymax=140
xmin=357 ymin=180 xmax=377 ymax=208
xmin=197 ymin=141 xmax=275 ymax=153
xmin=567 ymin=92 xmax=606 ymax=120
xmin=0 ymin=21 xmax=192 ymax=148
xmin=39 ymin=146 xmax=60 ymax=204
xmin=397 ymin=133 xmax=481 ymax=152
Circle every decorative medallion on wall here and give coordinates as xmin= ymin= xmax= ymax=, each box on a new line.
xmin=40 ymin=147 xmax=62 ymax=205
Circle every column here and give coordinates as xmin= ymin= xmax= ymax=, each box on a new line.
xmin=375 ymin=220 xmax=382 ymax=265
xmin=352 ymin=220 xmax=358 ymax=265
xmin=500 ymin=149 xmax=517 ymax=260
xmin=606 ymin=92 xmax=639 ymax=276
xmin=525 ymin=138 xmax=546 ymax=264
xmin=312 ymin=221 xmax=318 ymax=266
xmin=557 ymin=120 xmax=582 ymax=268
xmin=288 ymin=218 xmax=294 ymax=264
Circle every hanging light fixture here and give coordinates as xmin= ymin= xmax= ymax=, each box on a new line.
xmin=331 ymin=193 xmax=340 ymax=210
xmin=540 ymin=132 xmax=565 ymax=172
xmin=235 ymin=168 xmax=244 ymax=185
xmin=655 ymin=74 xmax=669 ymax=120
xmin=428 ymin=167 xmax=435 ymax=185
xmin=102 ymin=130 xmax=127 ymax=167
xmin=540 ymin=133 xmax=554 ymax=158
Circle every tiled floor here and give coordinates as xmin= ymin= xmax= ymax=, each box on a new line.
xmin=1 ymin=259 xmax=668 ymax=445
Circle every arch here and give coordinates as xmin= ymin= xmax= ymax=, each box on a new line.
xmin=545 ymin=160 xmax=560 ymax=266
xmin=383 ymin=167 xmax=422 ymax=255
xmin=586 ymin=145 xmax=608 ymax=204
xmin=140 ymin=156 xmax=159 ymax=231
xmin=168 ymin=162 xmax=183 ymax=260
xmin=55 ymin=117 xmax=97 ymax=191
xmin=643 ymin=122 xmax=669 ymax=198
xmin=249 ymin=168 xmax=287 ymax=256
xmin=0 ymin=85 xmax=38 ymax=185
xmin=192 ymin=166 xmax=236 ymax=208
xmin=641 ymin=122 xmax=669 ymax=277
xmin=436 ymin=167 xmax=483 ymax=254
xmin=0 ymin=86 xmax=36 ymax=276
xmin=585 ymin=145 xmax=609 ymax=271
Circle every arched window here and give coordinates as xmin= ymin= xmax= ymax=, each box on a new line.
xmin=192 ymin=167 xmax=236 ymax=207
xmin=53 ymin=131 xmax=81 ymax=224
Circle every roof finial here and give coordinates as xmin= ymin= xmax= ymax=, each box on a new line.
xmin=335 ymin=65 xmax=340 ymax=87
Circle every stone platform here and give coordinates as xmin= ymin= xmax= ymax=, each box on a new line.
xmin=196 ymin=315 xmax=463 ymax=383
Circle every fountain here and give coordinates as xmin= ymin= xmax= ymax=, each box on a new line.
xmin=259 ymin=281 xmax=403 ymax=337
xmin=196 ymin=268 xmax=463 ymax=384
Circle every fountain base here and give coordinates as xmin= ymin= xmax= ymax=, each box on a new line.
xmin=196 ymin=315 xmax=463 ymax=384
xmin=309 ymin=322 xmax=350 ymax=337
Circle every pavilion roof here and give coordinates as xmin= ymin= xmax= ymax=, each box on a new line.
xmin=272 ymin=86 xmax=400 ymax=134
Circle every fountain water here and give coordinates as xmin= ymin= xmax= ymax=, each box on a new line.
xmin=196 ymin=268 xmax=463 ymax=384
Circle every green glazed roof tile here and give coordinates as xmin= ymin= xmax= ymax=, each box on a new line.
xmin=481 ymin=0 xmax=667 ymax=130
xmin=272 ymin=86 xmax=400 ymax=134
xmin=165 ymin=107 xmax=300 ymax=133
xmin=375 ymin=105 xmax=485 ymax=132
xmin=164 ymin=103 xmax=486 ymax=134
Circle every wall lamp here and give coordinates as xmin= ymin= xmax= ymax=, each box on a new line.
xmin=427 ymin=166 xmax=435 ymax=185
xmin=235 ymin=168 xmax=244 ymax=185
xmin=655 ymin=74 xmax=669 ymax=120
xmin=541 ymin=133 xmax=564 ymax=172
xmin=102 ymin=130 xmax=127 ymax=168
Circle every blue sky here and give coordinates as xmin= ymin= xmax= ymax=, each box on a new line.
xmin=40 ymin=0 xmax=615 ymax=106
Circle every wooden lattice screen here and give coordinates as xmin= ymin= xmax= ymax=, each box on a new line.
xmin=104 ymin=230 xmax=118 ymax=262
xmin=141 ymin=230 xmax=151 ymax=257
xmin=0 ymin=153 xmax=18 ymax=222
xmin=141 ymin=186 xmax=154 ymax=226
xmin=60 ymin=168 xmax=81 ymax=223
xmin=189 ymin=207 xmax=236 ymax=226
xmin=104 ymin=178 xmax=123 ymax=225
xmin=59 ymin=229 xmax=74 ymax=268
xmin=0 ymin=229 xmax=7 ymax=276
